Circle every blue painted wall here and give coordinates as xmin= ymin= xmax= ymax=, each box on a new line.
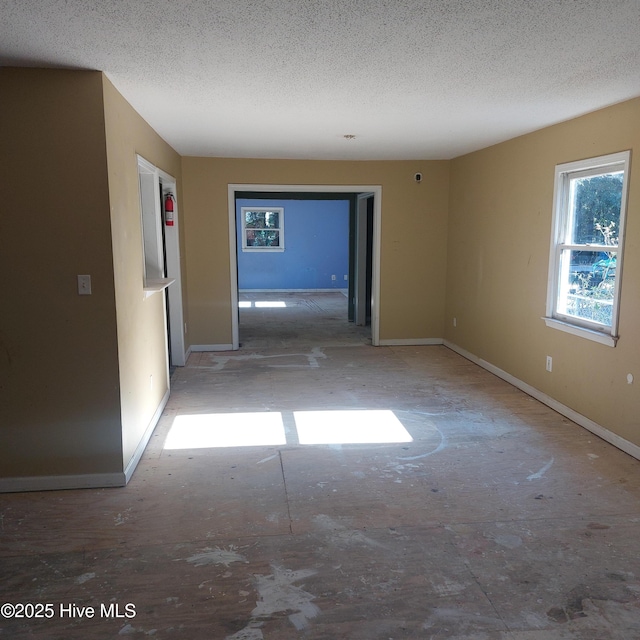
xmin=236 ymin=198 xmax=349 ymax=290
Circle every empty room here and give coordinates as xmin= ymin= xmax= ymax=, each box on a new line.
xmin=1 ymin=1 xmax=640 ymax=638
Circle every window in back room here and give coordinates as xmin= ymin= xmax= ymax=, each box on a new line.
xmin=241 ymin=207 xmax=284 ymax=251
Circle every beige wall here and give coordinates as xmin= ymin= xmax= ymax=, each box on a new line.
xmin=0 ymin=69 xmax=185 ymax=486
xmin=181 ymin=157 xmax=450 ymax=346
xmin=445 ymin=98 xmax=640 ymax=447
xmin=0 ymin=69 xmax=122 ymax=478
xmin=102 ymin=76 xmax=184 ymax=470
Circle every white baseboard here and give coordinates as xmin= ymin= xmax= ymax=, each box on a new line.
xmin=123 ymin=387 xmax=170 ymax=484
xmin=190 ymin=344 xmax=234 ymax=352
xmin=0 ymin=389 xmax=171 ymax=493
xmin=380 ymin=338 xmax=444 ymax=346
xmin=0 ymin=472 xmax=126 ymax=494
xmin=444 ymin=340 xmax=640 ymax=462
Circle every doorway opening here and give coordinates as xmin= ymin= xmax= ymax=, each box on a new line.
xmin=227 ymin=184 xmax=381 ymax=350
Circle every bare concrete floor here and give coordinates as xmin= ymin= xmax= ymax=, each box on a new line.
xmin=2 ymin=292 xmax=640 ymax=639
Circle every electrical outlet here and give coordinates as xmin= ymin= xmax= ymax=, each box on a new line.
xmin=546 ymin=356 xmax=553 ymax=372
xmin=331 ymin=274 xmax=336 ymax=281
xmin=77 ymin=274 xmax=92 ymax=295
xmin=453 ymin=317 xmax=457 ymax=327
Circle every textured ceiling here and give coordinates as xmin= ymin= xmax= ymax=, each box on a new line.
xmin=1 ymin=0 xmax=639 ymax=160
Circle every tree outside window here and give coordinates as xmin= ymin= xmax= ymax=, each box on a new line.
xmin=241 ymin=208 xmax=284 ymax=252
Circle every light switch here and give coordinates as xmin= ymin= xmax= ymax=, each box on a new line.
xmin=77 ymin=275 xmax=92 ymax=295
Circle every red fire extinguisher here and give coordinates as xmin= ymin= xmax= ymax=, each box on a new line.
xmin=164 ymin=193 xmax=175 ymax=226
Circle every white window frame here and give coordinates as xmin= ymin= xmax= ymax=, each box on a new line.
xmin=544 ymin=151 xmax=631 ymax=347
xmin=241 ymin=207 xmax=285 ymax=252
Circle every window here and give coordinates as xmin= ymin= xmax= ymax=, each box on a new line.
xmin=241 ymin=207 xmax=284 ymax=251
xmin=545 ymin=151 xmax=630 ymax=346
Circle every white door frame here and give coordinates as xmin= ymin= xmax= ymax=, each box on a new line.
xmin=159 ymin=169 xmax=186 ymax=367
xmin=137 ymin=156 xmax=186 ymax=366
xmin=228 ymin=184 xmax=382 ymax=349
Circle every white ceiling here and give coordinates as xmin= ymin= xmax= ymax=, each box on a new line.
xmin=1 ymin=0 xmax=639 ymax=160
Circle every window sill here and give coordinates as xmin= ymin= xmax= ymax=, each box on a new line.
xmin=543 ymin=317 xmax=617 ymax=347
xmin=144 ymin=278 xmax=175 ymax=299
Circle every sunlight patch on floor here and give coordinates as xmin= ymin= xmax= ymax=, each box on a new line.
xmin=164 ymin=412 xmax=287 ymax=449
xmin=239 ymin=300 xmax=287 ymax=308
xmin=164 ymin=409 xmax=413 ymax=449
xmin=294 ymin=410 xmax=413 ymax=445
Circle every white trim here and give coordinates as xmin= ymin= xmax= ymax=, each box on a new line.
xmin=159 ymin=172 xmax=187 ymax=367
xmin=123 ymin=388 xmax=170 ymax=484
xmin=379 ymin=338 xmax=444 ymax=346
xmin=228 ymin=185 xmax=240 ymax=349
xmin=138 ymin=169 xmax=164 ymax=280
xmin=444 ymin=340 xmax=640 ymax=462
xmin=543 ymin=316 xmax=617 ymax=347
xmin=143 ymin=277 xmax=175 ymax=299
xmin=190 ymin=343 xmax=235 ymax=352
xmin=553 ymin=150 xmax=632 ymax=176
xmin=136 ymin=156 xmax=187 ymax=367
xmin=228 ymin=184 xmax=382 ymax=348
xmin=371 ymin=191 xmax=382 ymax=346
xmin=0 ymin=389 xmax=172 ymax=493
xmin=0 ymin=472 xmax=126 ymax=494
